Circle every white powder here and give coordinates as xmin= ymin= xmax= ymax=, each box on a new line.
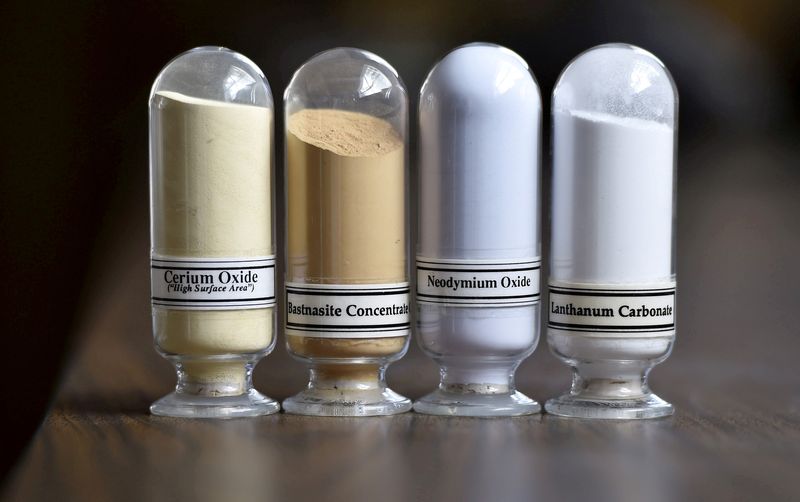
xmin=151 ymin=91 xmax=273 ymax=393
xmin=549 ymin=332 xmax=672 ymax=364
xmin=551 ymin=109 xmax=674 ymax=283
xmin=549 ymin=109 xmax=674 ymax=358
xmin=548 ymin=108 xmax=674 ymax=368
xmin=418 ymin=46 xmax=540 ymax=260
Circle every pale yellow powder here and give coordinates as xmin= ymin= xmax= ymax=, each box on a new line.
xmin=152 ymin=91 xmax=274 ymax=394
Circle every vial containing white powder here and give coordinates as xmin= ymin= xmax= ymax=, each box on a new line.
xmin=546 ymin=44 xmax=678 ymax=419
xmin=414 ymin=43 xmax=542 ymax=416
xmin=283 ymin=48 xmax=411 ymax=416
xmin=149 ymin=47 xmax=279 ymax=418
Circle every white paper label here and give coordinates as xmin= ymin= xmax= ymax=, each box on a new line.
xmin=416 ymin=257 xmax=540 ymax=307
xmin=285 ymin=282 xmax=410 ymax=338
xmin=548 ymin=281 xmax=676 ymax=335
xmin=151 ymin=256 xmax=276 ymax=310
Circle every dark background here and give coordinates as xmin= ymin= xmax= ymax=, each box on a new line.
xmin=1 ymin=0 xmax=798 ymax=485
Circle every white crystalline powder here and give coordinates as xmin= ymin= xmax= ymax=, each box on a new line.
xmin=551 ymin=109 xmax=674 ymax=284
xmin=549 ymin=107 xmax=674 ymax=367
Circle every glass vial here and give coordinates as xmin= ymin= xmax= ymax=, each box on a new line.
xmin=414 ymin=44 xmax=542 ymax=416
xmin=546 ymin=44 xmax=678 ymax=419
xmin=283 ymin=48 xmax=411 ymax=416
xmin=149 ymin=47 xmax=279 ymax=418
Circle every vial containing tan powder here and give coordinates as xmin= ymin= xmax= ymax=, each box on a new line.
xmin=546 ymin=44 xmax=678 ymax=419
xmin=283 ymin=48 xmax=411 ymax=416
xmin=149 ymin=47 xmax=279 ymax=418
xmin=414 ymin=44 xmax=542 ymax=416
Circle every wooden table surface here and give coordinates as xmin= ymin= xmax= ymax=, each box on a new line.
xmin=3 ymin=140 xmax=800 ymax=502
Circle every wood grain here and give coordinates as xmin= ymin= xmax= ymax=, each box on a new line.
xmin=3 ymin=140 xmax=800 ymax=502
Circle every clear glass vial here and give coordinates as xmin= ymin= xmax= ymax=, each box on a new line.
xmin=149 ymin=47 xmax=279 ymax=418
xmin=283 ymin=48 xmax=411 ymax=416
xmin=546 ymin=44 xmax=678 ymax=419
xmin=414 ymin=43 xmax=543 ymax=416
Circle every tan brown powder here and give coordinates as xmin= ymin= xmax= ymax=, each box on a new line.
xmin=285 ymin=108 xmax=407 ymax=363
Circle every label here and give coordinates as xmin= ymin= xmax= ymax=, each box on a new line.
xmin=151 ymin=256 xmax=276 ymax=310
xmin=285 ymin=282 xmax=410 ymax=338
xmin=548 ymin=281 xmax=676 ymax=335
xmin=416 ymin=257 xmax=540 ymax=307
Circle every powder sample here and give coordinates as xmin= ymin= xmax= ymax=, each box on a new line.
xmin=151 ymin=91 xmax=274 ymax=393
xmin=548 ymin=109 xmax=674 ymax=360
xmin=287 ymin=108 xmax=402 ymax=158
xmin=545 ymin=46 xmax=677 ymax=416
xmin=153 ymin=91 xmax=272 ymax=255
xmin=285 ymin=108 xmax=407 ymax=360
xmin=550 ymin=109 xmax=674 ymax=283
xmin=416 ymin=44 xmax=541 ymax=380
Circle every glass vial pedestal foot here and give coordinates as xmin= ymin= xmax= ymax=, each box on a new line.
xmin=282 ymin=365 xmax=411 ymax=417
xmin=545 ymin=392 xmax=672 ymax=420
xmin=413 ymin=365 xmax=540 ymax=417
xmin=544 ymin=360 xmax=673 ymax=420
xmin=151 ymin=358 xmax=279 ymax=418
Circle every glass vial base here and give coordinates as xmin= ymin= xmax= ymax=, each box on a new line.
xmin=413 ymin=364 xmax=540 ymax=417
xmin=545 ymin=392 xmax=673 ymax=419
xmin=547 ymin=333 xmax=674 ymax=419
xmin=282 ymin=364 xmax=411 ymax=417
xmin=544 ymin=361 xmax=673 ymax=420
xmin=414 ymin=388 xmax=540 ymax=417
xmin=151 ymin=358 xmax=279 ymax=418
xmin=151 ymin=389 xmax=280 ymax=418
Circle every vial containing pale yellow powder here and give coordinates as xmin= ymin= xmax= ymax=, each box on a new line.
xmin=283 ymin=48 xmax=411 ymax=416
xmin=149 ymin=47 xmax=279 ymax=418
